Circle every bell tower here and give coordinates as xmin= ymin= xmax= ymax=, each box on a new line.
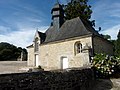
xmin=51 ymin=1 xmax=64 ymax=30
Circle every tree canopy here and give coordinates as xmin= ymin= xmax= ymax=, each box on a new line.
xmin=115 ymin=30 xmax=120 ymax=56
xmin=102 ymin=34 xmax=111 ymax=40
xmin=0 ymin=42 xmax=27 ymax=61
xmin=117 ymin=30 xmax=120 ymax=39
xmin=64 ymin=0 xmax=95 ymax=26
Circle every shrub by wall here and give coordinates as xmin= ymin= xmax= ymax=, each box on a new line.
xmin=0 ymin=68 xmax=94 ymax=90
xmin=92 ymin=53 xmax=120 ymax=78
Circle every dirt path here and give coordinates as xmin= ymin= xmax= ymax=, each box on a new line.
xmin=111 ymin=79 xmax=120 ymax=90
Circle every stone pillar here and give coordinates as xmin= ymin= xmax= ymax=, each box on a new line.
xmin=82 ymin=43 xmax=91 ymax=67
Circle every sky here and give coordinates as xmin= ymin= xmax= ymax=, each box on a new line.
xmin=0 ymin=0 xmax=120 ymax=48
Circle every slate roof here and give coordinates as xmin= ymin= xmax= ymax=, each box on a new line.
xmin=51 ymin=3 xmax=63 ymax=11
xmin=37 ymin=31 xmax=46 ymax=43
xmin=42 ymin=17 xmax=99 ymax=44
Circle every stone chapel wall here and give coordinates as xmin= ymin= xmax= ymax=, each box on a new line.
xmin=40 ymin=36 xmax=92 ymax=70
xmin=93 ymin=36 xmax=113 ymax=55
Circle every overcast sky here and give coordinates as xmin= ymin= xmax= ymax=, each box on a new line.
xmin=0 ymin=0 xmax=120 ymax=48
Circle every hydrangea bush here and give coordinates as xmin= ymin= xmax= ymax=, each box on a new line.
xmin=92 ymin=53 xmax=120 ymax=78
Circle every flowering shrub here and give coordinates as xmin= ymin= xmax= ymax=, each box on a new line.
xmin=92 ymin=53 xmax=120 ymax=78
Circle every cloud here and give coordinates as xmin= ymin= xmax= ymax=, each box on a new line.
xmin=60 ymin=0 xmax=67 ymax=4
xmin=0 ymin=26 xmax=48 ymax=48
xmin=0 ymin=0 xmax=47 ymax=32
xmin=92 ymin=1 xmax=120 ymax=17
xmin=0 ymin=1 xmax=50 ymax=48
xmin=26 ymin=18 xmax=42 ymax=23
xmin=109 ymin=9 xmax=120 ymax=18
xmin=100 ymin=24 xmax=120 ymax=40
xmin=0 ymin=26 xmax=11 ymax=34
xmin=91 ymin=0 xmax=120 ymax=39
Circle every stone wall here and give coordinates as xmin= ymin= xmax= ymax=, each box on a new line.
xmin=40 ymin=36 xmax=92 ymax=70
xmin=0 ymin=68 xmax=94 ymax=90
xmin=93 ymin=36 xmax=113 ymax=55
xmin=27 ymin=47 xmax=34 ymax=66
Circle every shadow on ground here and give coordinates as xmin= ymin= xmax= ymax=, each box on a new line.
xmin=91 ymin=79 xmax=113 ymax=90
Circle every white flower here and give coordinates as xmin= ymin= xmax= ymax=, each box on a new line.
xmin=98 ymin=67 xmax=100 ymax=69
xmin=111 ymin=70 xmax=114 ymax=72
xmin=112 ymin=65 xmax=114 ymax=67
xmin=109 ymin=72 xmax=112 ymax=74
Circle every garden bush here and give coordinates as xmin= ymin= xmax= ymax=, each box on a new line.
xmin=92 ymin=53 xmax=120 ymax=78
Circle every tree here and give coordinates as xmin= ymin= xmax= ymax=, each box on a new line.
xmin=64 ymin=0 xmax=94 ymax=26
xmin=0 ymin=42 xmax=27 ymax=61
xmin=117 ymin=30 xmax=120 ymax=39
xmin=103 ymin=34 xmax=111 ymax=40
xmin=115 ymin=30 xmax=120 ymax=56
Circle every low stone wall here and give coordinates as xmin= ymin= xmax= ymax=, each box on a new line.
xmin=0 ymin=68 xmax=94 ymax=90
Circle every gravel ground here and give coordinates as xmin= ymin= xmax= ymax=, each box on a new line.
xmin=0 ymin=61 xmax=119 ymax=90
xmin=0 ymin=61 xmax=27 ymax=74
xmin=111 ymin=79 xmax=120 ymax=90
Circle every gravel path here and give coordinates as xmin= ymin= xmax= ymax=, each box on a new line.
xmin=111 ymin=79 xmax=120 ymax=90
xmin=0 ymin=61 xmax=27 ymax=74
xmin=0 ymin=61 xmax=119 ymax=90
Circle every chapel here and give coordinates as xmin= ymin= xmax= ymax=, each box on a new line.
xmin=27 ymin=2 xmax=113 ymax=70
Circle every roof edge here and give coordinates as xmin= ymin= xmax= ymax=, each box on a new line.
xmin=93 ymin=34 xmax=114 ymax=45
xmin=41 ymin=34 xmax=92 ymax=45
xmin=26 ymin=44 xmax=33 ymax=48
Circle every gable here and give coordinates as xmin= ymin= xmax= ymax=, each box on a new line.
xmin=34 ymin=31 xmax=46 ymax=44
xmin=34 ymin=31 xmax=40 ymax=40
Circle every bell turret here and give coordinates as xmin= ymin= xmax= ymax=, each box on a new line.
xmin=51 ymin=1 xmax=64 ymax=30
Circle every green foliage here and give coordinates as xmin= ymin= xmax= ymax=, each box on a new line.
xmin=115 ymin=30 xmax=120 ymax=56
xmin=102 ymin=34 xmax=111 ymax=40
xmin=64 ymin=0 xmax=95 ymax=26
xmin=117 ymin=30 xmax=120 ymax=39
xmin=92 ymin=53 xmax=120 ymax=78
xmin=0 ymin=42 xmax=27 ymax=61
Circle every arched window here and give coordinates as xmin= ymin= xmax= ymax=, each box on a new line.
xmin=34 ymin=38 xmax=39 ymax=52
xmin=74 ymin=41 xmax=82 ymax=55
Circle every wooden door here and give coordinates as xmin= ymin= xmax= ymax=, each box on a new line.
xmin=61 ymin=57 xmax=68 ymax=69
xmin=35 ymin=54 xmax=39 ymax=67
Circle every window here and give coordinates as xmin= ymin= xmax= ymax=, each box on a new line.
xmin=34 ymin=38 xmax=39 ymax=52
xmin=75 ymin=41 xmax=82 ymax=55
